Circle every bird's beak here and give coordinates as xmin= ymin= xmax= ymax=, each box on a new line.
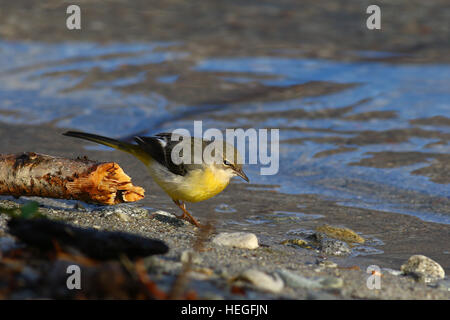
xmin=234 ymin=169 xmax=249 ymax=182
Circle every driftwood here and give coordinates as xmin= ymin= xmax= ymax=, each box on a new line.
xmin=7 ymin=217 xmax=169 ymax=260
xmin=0 ymin=152 xmax=144 ymax=205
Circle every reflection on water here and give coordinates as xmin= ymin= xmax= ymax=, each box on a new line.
xmin=0 ymin=40 xmax=449 ymax=227
xmin=271 ymin=211 xmax=324 ymax=221
xmin=214 ymin=203 xmax=237 ymax=213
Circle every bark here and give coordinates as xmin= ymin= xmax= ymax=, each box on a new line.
xmin=0 ymin=152 xmax=144 ymax=205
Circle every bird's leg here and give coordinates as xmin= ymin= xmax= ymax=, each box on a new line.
xmin=180 ymin=202 xmax=202 ymax=227
xmin=172 ymin=199 xmax=186 ymax=219
xmin=172 ymin=200 xmax=202 ymax=227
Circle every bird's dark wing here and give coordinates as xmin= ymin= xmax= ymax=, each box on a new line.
xmin=134 ymin=133 xmax=187 ymax=176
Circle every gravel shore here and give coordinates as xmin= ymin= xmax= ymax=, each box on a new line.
xmin=1 ymin=196 xmax=449 ymax=299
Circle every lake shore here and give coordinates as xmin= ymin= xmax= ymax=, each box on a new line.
xmin=0 ymin=197 xmax=449 ymax=299
xmin=0 ymin=122 xmax=449 ymax=299
xmin=0 ymin=0 xmax=449 ymax=299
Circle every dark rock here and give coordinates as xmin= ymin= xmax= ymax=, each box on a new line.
xmin=7 ymin=217 xmax=169 ymax=260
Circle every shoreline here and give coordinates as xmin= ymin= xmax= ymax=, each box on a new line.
xmin=0 ymin=123 xmax=449 ymax=299
xmin=0 ymin=197 xmax=449 ymax=299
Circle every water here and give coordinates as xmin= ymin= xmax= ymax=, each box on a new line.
xmin=0 ymin=40 xmax=449 ymax=231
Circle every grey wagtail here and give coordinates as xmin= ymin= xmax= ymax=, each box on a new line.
xmin=63 ymin=131 xmax=249 ymax=227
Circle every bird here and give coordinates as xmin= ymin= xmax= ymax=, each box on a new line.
xmin=63 ymin=131 xmax=249 ymax=227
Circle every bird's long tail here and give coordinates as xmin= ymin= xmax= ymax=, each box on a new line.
xmin=63 ymin=131 xmax=151 ymax=164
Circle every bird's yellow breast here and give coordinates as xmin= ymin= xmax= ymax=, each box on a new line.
xmin=147 ymin=162 xmax=232 ymax=203
xmin=180 ymin=167 xmax=231 ymax=202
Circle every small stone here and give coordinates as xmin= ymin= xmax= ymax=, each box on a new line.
xmin=129 ymin=207 xmax=149 ymax=218
xmin=234 ymin=269 xmax=284 ymax=293
xmin=115 ymin=211 xmax=130 ymax=222
xmin=401 ymin=255 xmax=445 ymax=283
xmin=319 ymin=238 xmax=351 ymax=256
xmin=277 ymin=269 xmax=321 ymax=289
xmin=152 ymin=210 xmax=175 ymax=218
xmin=277 ymin=269 xmax=343 ymax=290
xmin=281 ymin=239 xmax=311 ymax=248
xmin=151 ymin=210 xmax=190 ymax=225
xmin=212 ymin=232 xmax=259 ymax=249
xmin=382 ymin=268 xmax=402 ymax=276
xmin=180 ymin=250 xmax=203 ymax=265
xmin=99 ymin=207 xmax=115 ymax=217
xmin=316 ymin=225 xmax=365 ymax=244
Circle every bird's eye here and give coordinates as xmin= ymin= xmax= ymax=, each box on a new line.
xmin=223 ymin=159 xmax=231 ymax=166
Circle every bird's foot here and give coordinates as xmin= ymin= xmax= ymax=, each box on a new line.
xmin=173 ymin=200 xmax=203 ymax=228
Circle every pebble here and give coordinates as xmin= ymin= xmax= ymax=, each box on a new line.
xmin=401 ymin=255 xmax=445 ymax=283
xmin=382 ymin=268 xmax=402 ymax=276
xmin=281 ymin=239 xmax=311 ymax=248
xmin=307 ymin=232 xmax=352 ymax=256
xmin=234 ymin=269 xmax=284 ymax=293
xmin=212 ymin=232 xmax=259 ymax=249
xmin=316 ymin=225 xmax=365 ymax=244
xmin=277 ymin=269 xmax=321 ymax=289
xmin=277 ymin=269 xmax=343 ymax=289
xmin=152 ymin=210 xmax=174 ymax=218
xmin=151 ymin=210 xmax=190 ymax=226
xmin=319 ymin=238 xmax=351 ymax=256
xmin=115 ymin=211 xmax=130 ymax=222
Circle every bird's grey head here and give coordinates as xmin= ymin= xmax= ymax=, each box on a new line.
xmin=215 ymin=141 xmax=249 ymax=182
